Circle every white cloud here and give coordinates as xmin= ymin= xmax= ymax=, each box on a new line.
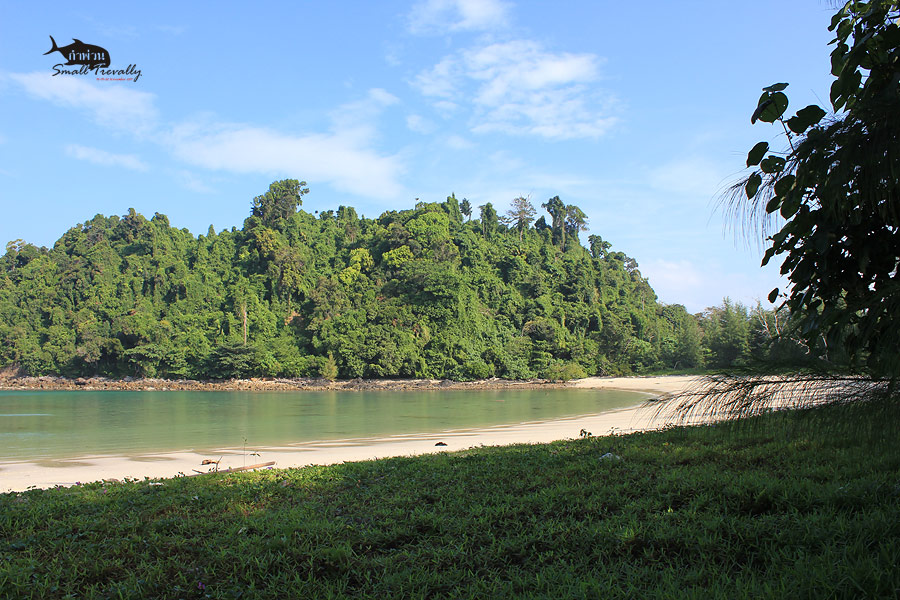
xmin=11 ymin=74 xmax=405 ymax=201
xmin=414 ymin=40 xmax=617 ymax=139
xmin=415 ymin=57 xmax=459 ymax=97
xmin=406 ymin=114 xmax=435 ymax=134
xmin=433 ymin=100 xmax=460 ymax=115
xmin=9 ymin=72 xmax=158 ymax=135
xmin=408 ymin=0 xmax=510 ymax=34
xmin=366 ymin=87 xmax=399 ymax=106
xmin=465 ymin=41 xmax=598 ymax=101
xmin=167 ymin=124 xmax=404 ymax=199
xmin=445 ymin=134 xmax=472 ymax=149
xmin=328 ymin=87 xmax=399 ymax=143
xmin=65 ymin=144 xmax=149 ymax=171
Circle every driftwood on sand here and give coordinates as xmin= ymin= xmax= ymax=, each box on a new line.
xmin=189 ymin=461 xmax=276 ymax=476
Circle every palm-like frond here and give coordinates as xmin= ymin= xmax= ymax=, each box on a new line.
xmin=648 ymin=373 xmax=899 ymax=440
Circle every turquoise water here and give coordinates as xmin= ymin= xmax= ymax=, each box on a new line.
xmin=0 ymin=388 xmax=646 ymax=461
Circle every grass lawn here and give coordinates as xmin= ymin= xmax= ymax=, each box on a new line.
xmin=2 ymin=406 xmax=899 ymax=599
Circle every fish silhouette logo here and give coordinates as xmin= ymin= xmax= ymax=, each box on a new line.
xmin=43 ymin=34 xmax=142 ymax=82
xmin=44 ymin=35 xmax=110 ymax=69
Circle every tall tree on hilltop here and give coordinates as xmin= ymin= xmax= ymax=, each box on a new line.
xmin=505 ymin=196 xmax=537 ymax=241
xmin=479 ymin=203 xmax=499 ymax=238
xmin=251 ymin=179 xmax=309 ymax=228
xmin=541 ymin=196 xmax=566 ymax=248
xmin=337 ymin=205 xmax=359 ymax=242
xmin=588 ymin=234 xmax=611 ymax=259
xmin=460 ymin=198 xmax=472 ymax=221
xmin=444 ymin=193 xmax=464 ymax=224
xmin=564 ymin=205 xmax=588 ymax=249
xmin=0 ymin=179 xmax=698 ymax=380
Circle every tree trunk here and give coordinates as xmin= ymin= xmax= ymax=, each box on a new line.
xmin=241 ymin=303 xmax=248 ymax=345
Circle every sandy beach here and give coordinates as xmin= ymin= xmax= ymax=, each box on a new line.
xmin=1 ymin=375 xmax=700 ymax=493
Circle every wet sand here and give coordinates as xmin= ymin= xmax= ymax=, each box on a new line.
xmin=1 ymin=375 xmax=701 ymax=493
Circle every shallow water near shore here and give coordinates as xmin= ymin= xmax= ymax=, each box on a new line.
xmin=0 ymin=388 xmax=646 ymax=462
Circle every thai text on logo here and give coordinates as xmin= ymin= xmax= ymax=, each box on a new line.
xmin=44 ymin=36 xmax=142 ymax=82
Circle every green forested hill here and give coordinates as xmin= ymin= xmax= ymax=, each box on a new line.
xmin=0 ymin=181 xmax=723 ymax=380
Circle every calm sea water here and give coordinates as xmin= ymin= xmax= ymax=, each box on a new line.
xmin=0 ymin=388 xmax=646 ymax=461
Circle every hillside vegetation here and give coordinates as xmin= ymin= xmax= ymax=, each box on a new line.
xmin=0 ymin=181 xmax=799 ymax=380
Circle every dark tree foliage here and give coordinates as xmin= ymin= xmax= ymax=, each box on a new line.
xmin=478 ymin=203 xmax=500 ymax=239
xmin=588 ymin=235 xmax=611 ymax=259
xmin=459 ymin=198 xmax=472 ymax=221
xmin=729 ymin=1 xmax=900 ymax=377
xmin=0 ymin=186 xmax=770 ymax=381
xmin=564 ymin=205 xmax=589 ymax=247
xmin=541 ymin=196 xmax=566 ymax=248
xmin=251 ymin=179 xmax=309 ymax=228
xmin=658 ymin=1 xmax=900 ymax=428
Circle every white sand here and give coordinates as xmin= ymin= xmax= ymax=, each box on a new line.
xmin=0 ymin=376 xmax=701 ymax=493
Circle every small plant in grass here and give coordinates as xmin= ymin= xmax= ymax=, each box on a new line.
xmin=241 ymin=436 xmax=261 ymax=468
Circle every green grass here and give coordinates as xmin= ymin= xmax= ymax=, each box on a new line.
xmin=2 ymin=408 xmax=899 ymax=599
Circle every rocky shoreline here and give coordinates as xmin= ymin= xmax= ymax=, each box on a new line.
xmin=0 ymin=374 xmax=573 ymax=392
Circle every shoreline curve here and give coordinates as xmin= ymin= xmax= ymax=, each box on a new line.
xmin=1 ymin=375 xmax=701 ymax=493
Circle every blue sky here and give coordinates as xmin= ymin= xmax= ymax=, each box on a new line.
xmin=0 ymin=1 xmax=838 ymax=312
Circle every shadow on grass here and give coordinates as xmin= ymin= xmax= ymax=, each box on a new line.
xmin=2 ymin=401 xmax=900 ymax=598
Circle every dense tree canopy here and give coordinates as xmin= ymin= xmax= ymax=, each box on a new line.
xmin=251 ymin=179 xmax=309 ymax=228
xmin=0 ymin=183 xmax=798 ymax=380
xmin=733 ymin=0 xmax=900 ymax=377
